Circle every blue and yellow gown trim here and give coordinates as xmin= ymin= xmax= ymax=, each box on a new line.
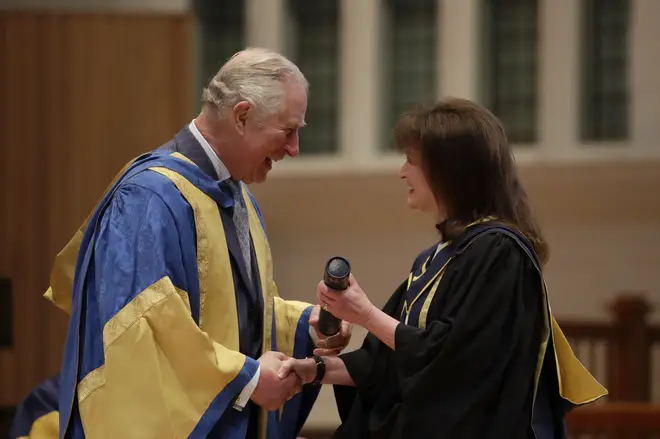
xmin=42 ymin=151 xmax=318 ymax=439
xmin=400 ymin=220 xmax=608 ymax=437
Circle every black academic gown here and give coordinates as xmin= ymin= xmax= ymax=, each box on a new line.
xmin=333 ymin=226 xmax=549 ymax=439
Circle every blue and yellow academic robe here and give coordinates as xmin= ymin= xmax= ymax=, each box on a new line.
xmin=44 ymin=145 xmax=319 ymax=439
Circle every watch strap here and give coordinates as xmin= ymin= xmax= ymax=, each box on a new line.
xmin=312 ymin=355 xmax=325 ymax=385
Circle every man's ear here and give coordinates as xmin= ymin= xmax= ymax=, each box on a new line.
xmin=232 ymin=101 xmax=251 ymax=134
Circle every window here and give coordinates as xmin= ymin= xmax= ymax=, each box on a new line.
xmin=194 ymin=0 xmax=245 ymax=97
xmin=288 ymin=0 xmax=339 ymax=155
xmin=383 ymin=0 xmax=438 ymax=151
xmin=481 ymin=0 xmax=539 ymax=144
xmin=580 ymin=0 xmax=630 ymax=141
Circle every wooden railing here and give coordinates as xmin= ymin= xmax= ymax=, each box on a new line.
xmin=566 ymin=402 xmax=660 ymax=439
xmin=560 ymin=294 xmax=659 ymax=403
xmin=560 ymin=294 xmax=660 ymax=438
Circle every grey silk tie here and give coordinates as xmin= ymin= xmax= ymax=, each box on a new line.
xmin=227 ymin=180 xmax=252 ymax=283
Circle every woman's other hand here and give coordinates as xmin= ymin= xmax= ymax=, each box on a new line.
xmin=317 ymin=274 xmax=375 ymax=327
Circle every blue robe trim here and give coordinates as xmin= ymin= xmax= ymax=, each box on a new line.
xmin=189 ymin=360 xmax=260 ymax=439
xmin=401 ymin=243 xmax=454 ymax=327
xmin=265 ymin=304 xmax=319 ymax=439
xmin=276 ymin=305 xmax=321 ymax=439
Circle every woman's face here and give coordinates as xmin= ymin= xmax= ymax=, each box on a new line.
xmin=399 ymin=151 xmax=439 ymax=214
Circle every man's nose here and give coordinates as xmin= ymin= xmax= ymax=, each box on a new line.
xmin=285 ymin=135 xmax=299 ymax=157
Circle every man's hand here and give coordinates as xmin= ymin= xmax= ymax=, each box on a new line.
xmin=309 ymin=304 xmax=352 ymax=356
xmin=250 ymin=351 xmax=301 ymax=411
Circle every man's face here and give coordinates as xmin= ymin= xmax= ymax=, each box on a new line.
xmin=239 ymin=82 xmax=307 ymax=183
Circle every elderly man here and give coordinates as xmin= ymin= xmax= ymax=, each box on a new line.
xmin=43 ymin=47 xmax=350 ymax=439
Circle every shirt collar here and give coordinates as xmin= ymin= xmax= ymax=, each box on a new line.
xmin=188 ymin=119 xmax=231 ymax=181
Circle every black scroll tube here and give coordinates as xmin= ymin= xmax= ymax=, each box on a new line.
xmin=317 ymin=256 xmax=351 ymax=337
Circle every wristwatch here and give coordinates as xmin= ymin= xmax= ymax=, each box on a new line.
xmin=311 ymin=355 xmax=326 ymax=385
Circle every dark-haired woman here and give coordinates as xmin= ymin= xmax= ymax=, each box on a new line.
xmin=279 ymin=98 xmax=606 ymax=439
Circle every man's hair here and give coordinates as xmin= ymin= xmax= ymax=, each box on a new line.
xmin=394 ymin=97 xmax=549 ymax=265
xmin=201 ymin=47 xmax=308 ymax=119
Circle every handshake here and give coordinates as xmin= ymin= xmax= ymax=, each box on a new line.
xmin=249 ymin=351 xmax=319 ymax=411
xmin=249 ymin=303 xmax=353 ymax=411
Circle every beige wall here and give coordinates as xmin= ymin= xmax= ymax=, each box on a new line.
xmin=254 ymin=163 xmax=660 ymax=322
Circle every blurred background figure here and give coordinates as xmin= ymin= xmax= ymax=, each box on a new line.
xmin=0 ymin=0 xmax=659 ymax=438
xmin=9 ymin=375 xmax=59 ymax=439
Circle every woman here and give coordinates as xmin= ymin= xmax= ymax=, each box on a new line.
xmin=279 ymin=98 xmax=606 ymax=439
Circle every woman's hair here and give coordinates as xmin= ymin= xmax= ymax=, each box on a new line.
xmin=394 ymin=97 xmax=549 ymax=265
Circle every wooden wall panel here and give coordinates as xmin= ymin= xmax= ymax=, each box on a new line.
xmin=0 ymin=10 xmax=194 ymax=406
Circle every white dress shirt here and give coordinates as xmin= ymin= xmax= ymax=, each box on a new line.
xmin=188 ymin=119 xmax=231 ymax=180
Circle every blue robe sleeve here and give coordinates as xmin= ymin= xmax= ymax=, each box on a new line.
xmin=271 ymin=299 xmax=319 ymax=439
xmin=243 ymin=183 xmax=321 ymax=439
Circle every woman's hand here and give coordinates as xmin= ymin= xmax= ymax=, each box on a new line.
xmin=277 ymin=357 xmax=317 ymax=385
xmin=278 ymin=355 xmax=356 ymax=387
xmin=317 ymin=274 xmax=376 ymax=327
